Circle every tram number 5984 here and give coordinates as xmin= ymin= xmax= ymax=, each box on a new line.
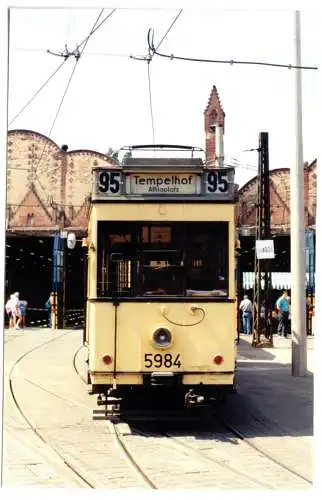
xmin=207 ymin=171 xmax=229 ymax=194
xmin=144 ymin=353 xmax=182 ymax=369
xmin=98 ymin=171 xmax=121 ymax=194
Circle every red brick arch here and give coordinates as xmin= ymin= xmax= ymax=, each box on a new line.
xmin=237 ymin=161 xmax=317 ymax=231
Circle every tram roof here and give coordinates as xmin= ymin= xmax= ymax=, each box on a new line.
xmin=121 ymin=157 xmax=204 ymax=169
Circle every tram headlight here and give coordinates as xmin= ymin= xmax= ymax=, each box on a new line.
xmin=152 ymin=327 xmax=172 ymax=348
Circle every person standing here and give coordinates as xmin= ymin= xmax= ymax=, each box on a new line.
xmin=45 ymin=293 xmax=54 ymax=328
xmin=239 ymin=294 xmax=253 ymax=335
xmin=276 ymin=290 xmax=290 ymax=338
xmin=18 ymin=298 xmax=28 ymax=329
xmin=11 ymin=292 xmax=21 ymax=330
xmin=5 ymin=295 xmax=14 ymax=329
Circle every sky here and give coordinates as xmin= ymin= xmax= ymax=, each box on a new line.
xmin=6 ymin=3 xmax=320 ymax=190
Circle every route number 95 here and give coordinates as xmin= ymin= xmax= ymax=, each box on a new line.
xmin=97 ymin=171 xmax=121 ymax=194
xmin=144 ymin=353 xmax=182 ymax=369
xmin=207 ymin=171 xmax=229 ymax=193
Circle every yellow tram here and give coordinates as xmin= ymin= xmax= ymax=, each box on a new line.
xmin=84 ymin=145 xmax=237 ymax=415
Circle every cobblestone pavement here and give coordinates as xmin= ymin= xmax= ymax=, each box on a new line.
xmin=2 ymin=328 xmax=314 ymax=489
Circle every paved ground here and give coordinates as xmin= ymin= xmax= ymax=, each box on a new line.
xmin=1 ymin=328 xmax=315 ymax=488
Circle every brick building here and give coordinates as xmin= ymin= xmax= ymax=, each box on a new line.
xmin=6 ymin=129 xmax=116 ymax=316
xmin=6 ymin=129 xmax=116 ymax=233
xmin=5 ymin=87 xmax=317 ymax=320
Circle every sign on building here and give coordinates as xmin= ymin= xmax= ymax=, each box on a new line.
xmin=255 ymin=239 xmax=275 ymax=259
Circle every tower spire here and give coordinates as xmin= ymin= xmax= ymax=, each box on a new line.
xmin=204 ymin=85 xmax=225 ymax=167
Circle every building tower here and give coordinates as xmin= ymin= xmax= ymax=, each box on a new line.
xmin=204 ymin=85 xmax=225 ymax=168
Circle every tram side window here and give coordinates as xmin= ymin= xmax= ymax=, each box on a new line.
xmin=185 ymin=222 xmax=228 ymax=297
xmin=97 ymin=222 xmax=135 ymax=297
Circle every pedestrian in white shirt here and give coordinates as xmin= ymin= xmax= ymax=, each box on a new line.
xmin=239 ymin=294 xmax=253 ymax=335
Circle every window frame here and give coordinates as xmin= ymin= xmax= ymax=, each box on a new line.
xmin=96 ymin=221 xmax=229 ymax=299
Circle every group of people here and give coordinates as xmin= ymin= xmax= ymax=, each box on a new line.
xmin=5 ymin=292 xmax=28 ymax=330
xmin=239 ymin=290 xmax=292 ymax=337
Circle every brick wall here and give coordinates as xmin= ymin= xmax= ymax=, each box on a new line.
xmin=237 ymin=162 xmax=317 ymax=231
xmin=6 ymin=130 xmax=115 ymax=233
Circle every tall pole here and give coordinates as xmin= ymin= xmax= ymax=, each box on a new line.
xmin=291 ymin=10 xmax=307 ymax=376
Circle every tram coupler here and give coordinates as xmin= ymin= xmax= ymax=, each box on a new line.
xmin=93 ymin=390 xmax=122 ymax=421
xmin=184 ymin=389 xmax=205 ymax=408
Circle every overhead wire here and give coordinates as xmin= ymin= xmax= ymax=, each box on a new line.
xmin=8 ymin=10 xmax=116 ymax=129
xmin=32 ymin=8 xmax=116 ymax=200
xmin=147 ymin=30 xmax=318 ymax=70
xmin=147 ymin=62 xmax=156 ymax=149
xmin=141 ymin=10 xmax=183 ymax=149
xmin=154 ymin=9 xmax=183 ymax=52
xmin=8 ymin=59 xmax=68 ymax=127
xmin=75 ymin=9 xmax=116 ymax=52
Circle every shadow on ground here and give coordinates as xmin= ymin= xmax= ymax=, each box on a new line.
xmin=123 ymin=359 xmax=313 ymax=441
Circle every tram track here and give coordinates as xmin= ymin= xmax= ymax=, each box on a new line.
xmin=72 ymin=344 xmax=88 ymax=384
xmin=107 ymin=421 xmax=157 ymax=489
xmin=72 ymin=345 xmax=157 ymax=488
xmin=220 ymin=417 xmax=312 ymax=485
xmin=128 ymin=416 xmax=312 ymax=489
xmin=6 ymin=336 xmax=156 ymax=489
xmin=7 ymin=334 xmax=96 ymax=488
xmin=72 ymin=344 xmax=312 ymax=489
xmin=129 ymin=423 xmax=275 ymax=489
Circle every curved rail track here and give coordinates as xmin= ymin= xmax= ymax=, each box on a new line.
xmin=7 ymin=334 xmax=96 ymax=488
xmin=220 ymin=418 xmax=312 ymax=485
xmin=73 ymin=344 xmax=157 ymax=488
xmin=72 ymin=343 xmax=312 ymax=489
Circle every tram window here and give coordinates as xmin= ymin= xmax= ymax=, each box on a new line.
xmin=97 ymin=222 xmax=135 ymax=296
xmin=96 ymin=222 xmax=229 ymax=298
xmin=185 ymin=222 xmax=228 ymax=297
xmin=138 ymin=225 xmax=184 ymax=296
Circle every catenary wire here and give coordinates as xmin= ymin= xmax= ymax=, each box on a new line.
xmin=8 ymin=60 xmax=68 ymax=126
xmin=147 ymin=30 xmax=318 ymax=70
xmin=75 ymin=9 xmax=116 ymax=52
xmin=154 ymin=9 xmax=183 ymax=51
xmin=143 ymin=10 xmax=183 ymax=149
xmin=32 ymin=9 xmax=116 ymax=197
xmin=147 ymin=62 xmax=156 ymax=148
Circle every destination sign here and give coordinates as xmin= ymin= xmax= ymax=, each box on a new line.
xmin=93 ymin=169 xmax=234 ymax=200
xmin=126 ymin=174 xmax=200 ymax=195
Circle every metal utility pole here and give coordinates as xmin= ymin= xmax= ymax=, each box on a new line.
xmin=252 ymin=132 xmax=273 ymax=347
xmin=291 ymin=11 xmax=307 ymax=376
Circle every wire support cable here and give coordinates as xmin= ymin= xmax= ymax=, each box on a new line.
xmin=135 ymin=11 xmax=183 ymax=152
xmin=130 ymin=10 xmax=183 ymax=62
xmin=147 ymin=62 xmax=156 ymax=149
xmin=147 ymin=30 xmax=318 ymax=71
xmin=32 ymin=9 xmax=116 ymax=195
xmin=155 ymin=9 xmax=183 ymax=52
xmin=76 ymin=8 xmax=116 ymax=53
xmin=8 ymin=59 xmax=67 ymax=127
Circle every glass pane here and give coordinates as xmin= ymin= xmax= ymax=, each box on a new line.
xmin=96 ymin=222 xmax=229 ymax=298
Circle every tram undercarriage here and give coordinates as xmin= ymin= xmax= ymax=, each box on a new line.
xmin=92 ymin=382 xmax=235 ymax=421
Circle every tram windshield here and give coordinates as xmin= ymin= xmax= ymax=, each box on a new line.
xmin=97 ymin=222 xmax=229 ymax=298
